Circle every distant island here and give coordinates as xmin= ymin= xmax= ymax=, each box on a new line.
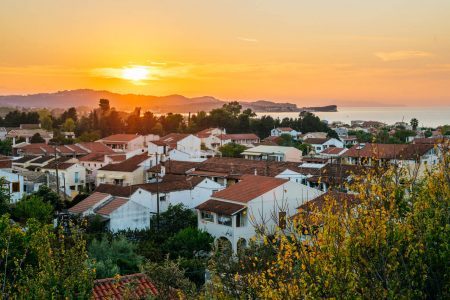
xmin=0 ymin=89 xmax=337 ymax=113
xmin=299 ymin=105 xmax=338 ymax=112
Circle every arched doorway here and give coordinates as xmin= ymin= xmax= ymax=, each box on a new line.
xmin=216 ymin=236 xmax=232 ymax=254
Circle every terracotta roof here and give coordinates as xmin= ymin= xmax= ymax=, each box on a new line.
xmin=96 ymin=197 xmax=128 ymax=216
xmin=0 ymin=161 xmax=12 ymax=168
xmin=77 ymin=142 xmax=116 ymax=153
xmin=342 ymin=143 xmax=433 ymax=160
xmin=99 ymin=153 xmax=149 ymax=172
xmin=303 ymin=138 xmax=330 ymax=145
xmin=107 ymin=154 xmax=127 ymax=162
xmin=293 ymin=191 xmax=359 ymax=225
xmin=159 ymin=133 xmax=190 ymax=148
xmin=412 ymin=137 xmax=448 ymax=145
xmin=95 ymin=175 xmax=205 ymax=197
xmin=41 ymin=157 xmax=75 ymax=170
xmin=212 ymin=175 xmax=288 ymax=203
xmin=79 ymin=153 xmax=106 ymax=162
xmin=13 ymin=156 xmax=39 ymax=164
xmin=92 ymin=273 xmax=157 ymax=300
xmin=17 ymin=143 xmax=89 ymax=156
xmin=29 ymin=156 xmax=54 ymax=164
xmin=277 ymin=127 xmax=294 ymax=131
xmin=219 ymin=133 xmax=259 ymax=141
xmin=196 ymin=199 xmax=245 ymax=215
xmin=100 ymin=134 xmax=141 ymax=142
xmin=148 ymin=160 xmax=200 ymax=175
xmin=68 ymin=192 xmax=111 ymax=214
xmin=320 ymin=147 xmax=346 ymax=155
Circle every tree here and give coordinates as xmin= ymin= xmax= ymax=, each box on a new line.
xmin=28 ymin=185 xmax=63 ymax=211
xmin=40 ymin=115 xmax=53 ymax=130
xmin=410 ymin=118 xmax=419 ymax=131
xmin=88 ymin=236 xmax=143 ymax=279
xmin=12 ymin=195 xmax=54 ymax=223
xmin=0 ymin=183 xmax=10 ymax=215
xmin=163 ymin=227 xmax=213 ymax=259
xmin=141 ymin=258 xmax=195 ymax=299
xmin=219 ymin=142 xmax=246 ymax=157
xmin=0 ymin=215 xmax=94 ymax=298
xmin=0 ymin=139 xmax=12 ymax=156
xmin=30 ymin=132 xmax=45 ymax=143
xmin=150 ymin=204 xmax=197 ymax=238
xmin=207 ymin=153 xmax=450 ymax=299
xmin=62 ymin=117 xmax=76 ymax=132
xmin=99 ymin=99 xmax=110 ymax=113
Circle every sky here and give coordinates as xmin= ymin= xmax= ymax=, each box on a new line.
xmin=1 ymin=0 xmax=450 ymax=107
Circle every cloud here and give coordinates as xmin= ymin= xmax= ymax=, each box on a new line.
xmin=374 ymin=50 xmax=433 ymax=62
xmin=237 ymin=37 xmax=258 ymax=43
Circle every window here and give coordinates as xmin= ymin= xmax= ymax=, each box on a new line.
xmin=114 ymin=179 xmax=124 ymax=186
xmin=12 ymin=182 xmax=20 ymax=192
xmin=74 ymin=172 xmax=79 ymax=183
xmin=218 ymin=214 xmax=232 ymax=226
xmin=159 ymin=195 xmax=166 ymax=202
xmin=278 ymin=211 xmax=287 ymax=229
xmin=201 ymin=211 xmax=213 ymax=222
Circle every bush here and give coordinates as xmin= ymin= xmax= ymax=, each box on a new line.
xmin=163 ymin=227 xmax=213 ymax=259
xmin=12 ymin=195 xmax=54 ymax=223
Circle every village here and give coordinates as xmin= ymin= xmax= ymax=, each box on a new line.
xmin=0 ymin=105 xmax=447 ymax=256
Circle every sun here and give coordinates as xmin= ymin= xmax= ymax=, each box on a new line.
xmin=121 ymin=66 xmax=150 ymax=81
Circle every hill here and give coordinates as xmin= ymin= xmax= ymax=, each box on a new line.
xmin=0 ymin=89 xmax=331 ymax=113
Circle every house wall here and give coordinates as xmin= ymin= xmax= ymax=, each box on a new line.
xmin=0 ymin=170 xmax=24 ymax=203
xmin=42 ymin=164 xmax=86 ymax=197
xmin=177 ymin=135 xmax=201 ymax=158
xmin=108 ymin=200 xmax=150 ymax=232
xmin=198 ymin=181 xmax=323 ymax=252
xmin=96 ymin=168 xmax=145 ymax=186
xmin=284 ymin=148 xmax=303 ymax=162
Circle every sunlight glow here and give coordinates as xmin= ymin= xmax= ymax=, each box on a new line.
xmin=121 ymin=66 xmax=150 ymax=81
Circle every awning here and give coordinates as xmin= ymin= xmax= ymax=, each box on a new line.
xmin=108 ymin=174 xmax=125 ymax=179
xmin=196 ymin=199 xmax=245 ymax=215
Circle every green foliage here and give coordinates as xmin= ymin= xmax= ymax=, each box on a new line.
xmin=0 ymin=183 xmax=11 ymax=215
xmin=163 ymin=227 xmax=213 ymax=259
xmin=0 ymin=215 xmax=94 ymax=298
xmin=28 ymin=185 xmax=63 ymax=210
xmin=12 ymin=195 xmax=54 ymax=223
xmin=150 ymin=204 xmax=197 ymax=239
xmin=410 ymin=118 xmax=419 ymax=130
xmin=88 ymin=236 xmax=143 ymax=279
xmin=219 ymin=142 xmax=246 ymax=157
xmin=141 ymin=258 xmax=195 ymax=299
xmin=76 ymin=131 xmax=101 ymax=142
xmin=40 ymin=115 xmax=53 ymax=130
xmin=30 ymin=132 xmax=45 ymax=143
xmin=62 ymin=117 xmax=76 ymax=132
xmin=0 ymin=139 xmax=12 ymax=156
xmin=348 ymin=130 xmax=374 ymax=143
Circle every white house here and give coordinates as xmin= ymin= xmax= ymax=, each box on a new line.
xmin=98 ymin=134 xmax=158 ymax=153
xmin=0 ymin=169 xmax=24 ymax=203
xmin=41 ymin=161 xmax=86 ymax=197
xmin=68 ymin=192 xmax=150 ymax=232
xmin=331 ymin=127 xmax=349 ymax=138
xmin=196 ymin=175 xmax=323 ymax=252
xmin=242 ymin=145 xmax=302 ymax=162
xmin=196 ymin=128 xmax=227 ymax=151
xmin=148 ymin=133 xmax=203 ymax=162
xmin=271 ymin=127 xmax=300 ymax=139
xmin=218 ymin=134 xmax=260 ymax=147
xmin=96 ymin=153 xmax=152 ymax=186
xmin=303 ymin=138 xmax=344 ymax=153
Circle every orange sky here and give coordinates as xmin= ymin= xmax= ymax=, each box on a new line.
xmin=1 ymin=0 xmax=450 ymax=106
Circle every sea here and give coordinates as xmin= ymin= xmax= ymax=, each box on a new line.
xmin=256 ymin=106 xmax=450 ymax=128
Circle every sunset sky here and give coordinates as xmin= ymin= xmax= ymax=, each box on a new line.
xmin=1 ymin=0 xmax=450 ymax=106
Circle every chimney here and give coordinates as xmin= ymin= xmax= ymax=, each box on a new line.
xmin=254 ymin=168 xmax=258 ymax=176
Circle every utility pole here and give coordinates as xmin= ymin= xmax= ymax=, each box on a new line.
xmin=155 ymin=152 xmax=160 ymax=231
xmin=53 ymin=144 xmax=60 ymax=199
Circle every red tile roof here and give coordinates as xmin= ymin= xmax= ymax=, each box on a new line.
xmin=196 ymin=199 xmax=245 ymax=215
xmin=320 ymin=147 xmax=346 ymax=155
xmin=99 ymin=153 xmax=149 ymax=172
xmin=0 ymin=161 xmax=12 ymax=168
xmin=77 ymin=142 xmax=116 ymax=153
xmin=148 ymin=160 xmax=200 ymax=175
xmin=79 ymin=153 xmax=106 ymax=162
xmin=343 ymin=143 xmax=434 ymax=160
xmin=159 ymin=133 xmax=190 ymax=148
xmin=68 ymin=192 xmax=111 ymax=214
xmin=277 ymin=127 xmax=294 ymax=131
xmin=92 ymin=273 xmax=157 ymax=300
xmin=100 ymin=134 xmax=141 ymax=142
xmin=212 ymin=175 xmax=288 ymax=203
xmin=303 ymin=138 xmax=330 ymax=145
xmin=219 ymin=133 xmax=259 ymax=141
xmin=96 ymin=197 xmax=128 ymax=216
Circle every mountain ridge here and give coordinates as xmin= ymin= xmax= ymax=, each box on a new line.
xmin=0 ymin=89 xmax=333 ymax=113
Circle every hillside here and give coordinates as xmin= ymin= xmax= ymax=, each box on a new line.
xmin=0 ymin=89 xmax=309 ymax=113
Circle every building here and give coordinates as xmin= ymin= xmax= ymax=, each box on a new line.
xmin=331 ymin=127 xmax=349 ymax=138
xmin=41 ymin=160 xmax=86 ymax=197
xmin=97 ymin=134 xmax=158 ymax=153
xmin=342 ymin=143 xmax=439 ymax=167
xmin=218 ymin=134 xmax=260 ymax=147
xmin=319 ymin=147 xmax=348 ymax=158
xmin=6 ymin=125 xmax=53 ymax=145
xmin=0 ymin=169 xmax=24 ymax=203
xmin=270 ymin=127 xmax=300 ymax=139
xmin=303 ymin=138 xmax=344 ymax=153
xmin=148 ymin=133 xmax=203 ymax=162
xmin=196 ymin=128 xmax=227 ymax=151
xmin=241 ymin=145 xmax=302 ymax=162
xmin=196 ymin=175 xmax=323 ymax=252
xmin=298 ymin=132 xmax=328 ymax=141
xmin=342 ymin=135 xmax=358 ymax=147
xmin=96 ymin=153 xmax=152 ymax=186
